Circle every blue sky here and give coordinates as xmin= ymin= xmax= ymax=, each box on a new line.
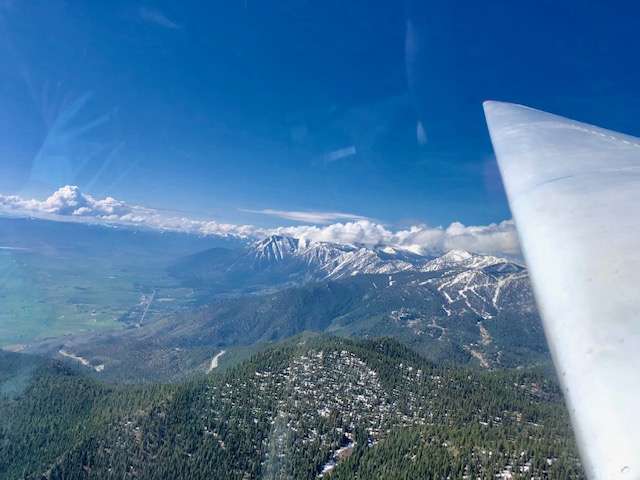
xmin=1 ymin=1 xmax=638 ymax=234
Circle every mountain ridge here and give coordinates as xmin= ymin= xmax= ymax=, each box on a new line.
xmin=170 ymin=234 xmax=523 ymax=296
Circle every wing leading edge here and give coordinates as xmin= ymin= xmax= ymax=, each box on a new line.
xmin=483 ymin=102 xmax=640 ymax=480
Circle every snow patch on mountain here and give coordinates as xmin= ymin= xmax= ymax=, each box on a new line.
xmin=421 ymin=249 xmax=522 ymax=273
xmin=422 ymin=250 xmax=529 ymax=320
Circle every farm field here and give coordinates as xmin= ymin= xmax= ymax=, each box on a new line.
xmin=0 ymin=248 xmax=192 ymax=347
xmin=0 ymin=218 xmax=228 ymax=348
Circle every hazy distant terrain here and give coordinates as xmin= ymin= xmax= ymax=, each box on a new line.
xmin=0 ymin=217 xmax=241 ymax=347
xmin=2 ymin=218 xmax=550 ymax=384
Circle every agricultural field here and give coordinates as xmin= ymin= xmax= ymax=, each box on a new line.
xmin=0 ymin=218 xmax=230 ymax=348
xmin=0 ymin=249 xmax=179 ymax=347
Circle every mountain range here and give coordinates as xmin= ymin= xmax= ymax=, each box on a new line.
xmin=24 ymin=234 xmax=544 ymax=383
xmin=170 ymin=235 xmax=521 ymax=295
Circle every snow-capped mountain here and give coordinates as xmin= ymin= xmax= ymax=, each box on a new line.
xmin=236 ymin=236 xmax=428 ymax=276
xmin=420 ymin=249 xmax=524 ymax=274
xmin=239 ymin=235 xmax=435 ymax=277
xmin=229 ymin=235 xmax=357 ymax=274
xmin=373 ymin=245 xmax=432 ymax=263
xmin=171 ymin=235 xmax=528 ymax=303
xmin=223 ymin=239 xmax=537 ymax=362
xmin=412 ymin=249 xmax=530 ymax=320
xmin=172 ymin=235 xmax=437 ymax=291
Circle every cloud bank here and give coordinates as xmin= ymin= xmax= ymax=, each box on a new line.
xmin=0 ymin=186 xmax=254 ymax=238
xmin=0 ymin=186 xmax=521 ymax=257
xmin=270 ymin=220 xmax=520 ymax=257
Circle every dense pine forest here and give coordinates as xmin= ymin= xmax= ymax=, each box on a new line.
xmin=0 ymin=335 xmax=584 ymax=479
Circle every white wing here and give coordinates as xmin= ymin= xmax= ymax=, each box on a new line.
xmin=483 ymin=101 xmax=640 ymax=480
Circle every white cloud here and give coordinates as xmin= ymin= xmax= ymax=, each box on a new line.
xmin=269 ymin=219 xmax=520 ymax=257
xmin=240 ymin=208 xmax=371 ymax=225
xmin=323 ymin=146 xmax=357 ymax=163
xmin=270 ymin=221 xmax=392 ymax=246
xmin=0 ymin=186 xmax=255 ymax=238
xmin=139 ymin=7 xmax=180 ymax=29
xmin=444 ymin=220 xmax=521 ymax=255
xmin=0 ymin=186 xmax=521 ymax=257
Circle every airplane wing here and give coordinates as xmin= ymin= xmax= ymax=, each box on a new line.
xmin=483 ymin=102 xmax=640 ymax=480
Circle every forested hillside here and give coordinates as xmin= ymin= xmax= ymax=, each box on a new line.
xmin=1 ymin=336 xmax=583 ymax=479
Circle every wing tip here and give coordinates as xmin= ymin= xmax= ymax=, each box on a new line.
xmin=483 ymin=100 xmax=513 ymax=118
